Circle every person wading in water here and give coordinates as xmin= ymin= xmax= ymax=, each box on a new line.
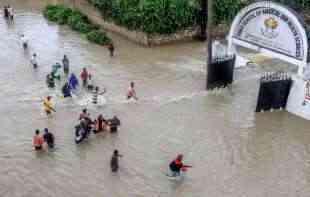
xmin=7 ymin=5 xmax=14 ymax=22
xmin=111 ymin=149 xmax=122 ymax=172
xmin=169 ymin=154 xmax=192 ymax=177
xmin=62 ymin=55 xmax=69 ymax=75
xmin=80 ymin=67 xmax=89 ymax=87
xmin=126 ymin=82 xmax=138 ymax=100
xmin=3 ymin=6 xmax=9 ymax=19
xmin=107 ymin=43 xmax=114 ymax=57
xmin=92 ymin=86 xmax=106 ymax=104
xmin=20 ymin=34 xmax=28 ymax=49
xmin=43 ymin=96 xmax=56 ymax=116
xmin=33 ymin=129 xmax=44 ymax=151
xmin=43 ymin=128 xmax=55 ymax=149
xmin=30 ymin=53 xmax=38 ymax=68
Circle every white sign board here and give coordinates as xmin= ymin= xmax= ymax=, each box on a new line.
xmin=228 ymin=1 xmax=309 ymax=76
xmin=228 ymin=1 xmax=310 ymax=120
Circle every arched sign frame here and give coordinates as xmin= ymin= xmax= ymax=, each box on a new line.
xmin=227 ymin=1 xmax=310 ymax=77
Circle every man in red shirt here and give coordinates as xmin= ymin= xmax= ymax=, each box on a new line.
xmin=169 ymin=154 xmax=192 ymax=177
xmin=80 ymin=67 xmax=89 ymax=87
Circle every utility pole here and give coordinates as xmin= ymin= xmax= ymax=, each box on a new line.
xmin=206 ymin=0 xmax=213 ymax=89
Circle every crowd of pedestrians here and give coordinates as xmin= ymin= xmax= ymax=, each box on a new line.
xmin=5 ymin=5 xmax=189 ymax=176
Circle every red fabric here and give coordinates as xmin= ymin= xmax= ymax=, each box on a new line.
xmin=81 ymin=70 xmax=88 ymax=80
xmin=174 ymin=159 xmax=183 ymax=169
xmin=33 ymin=135 xmax=43 ymax=146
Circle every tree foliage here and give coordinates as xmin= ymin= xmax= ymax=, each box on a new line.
xmin=45 ymin=1 xmax=310 ymax=38
xmin=213 ymin=0 xmax=310 ymax=24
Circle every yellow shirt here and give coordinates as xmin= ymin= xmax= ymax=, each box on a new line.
xmin=43 ymin=98 xmax=52 ymax=112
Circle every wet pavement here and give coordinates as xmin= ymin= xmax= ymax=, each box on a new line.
xmin=0 ymin=1 xmax=310 ymax=197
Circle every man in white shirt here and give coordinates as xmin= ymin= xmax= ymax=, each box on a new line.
xmin=20 ymin=34 xmax=28 ymax=49
xmin=7 ymin=5 xmax=13 ymax=21
xmin=30 ymin=53 xmax=38 ymax=68
xmin=87 ymin=74 xmax=94 ymax=90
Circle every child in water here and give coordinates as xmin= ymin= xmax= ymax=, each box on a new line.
xmin=111 ymin=150 xmax=122 ymax=172
xmin=33 ymin=129 xmax=44 ymax=150
xmin=126 ymin=82 xmax=138 ymax=100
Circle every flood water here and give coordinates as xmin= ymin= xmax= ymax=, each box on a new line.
xmin=1 ymin=1 xmax=310 ymax=197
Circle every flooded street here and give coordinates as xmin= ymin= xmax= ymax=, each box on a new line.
xmin=1 ymin=1 xmax=310 ymax=197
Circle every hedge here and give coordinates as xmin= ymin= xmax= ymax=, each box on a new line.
xmin=88 ymin=0 xmax=310 ymax=34
xmin=43 ymin=5 xmax=111 ymax=45
xmin=88 ymin=0 xmax=199 ymax=35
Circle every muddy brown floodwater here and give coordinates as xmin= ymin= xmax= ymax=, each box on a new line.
xmin=0 ymin=1 xmax=310 ymax=197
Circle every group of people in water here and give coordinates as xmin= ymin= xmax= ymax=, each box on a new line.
xmin=33 ymin=106 xmax=122 ymax=171
xmin=75 ymin=108 xmax=121 ymax=143
xmin=7 ymin=6 xmax=190 ymax=177
xmin=33 ymin=128 xmax=55 ymax=150
xmin=44 ymin=57 xmax=139 ymax=112
xmin=3 ymin=5 xmax=14 ymax=22
xmin=44 ymin=55 xmax=111 ymax=105
xmin=36 ymin=53 xmax=137 ymax=172
xmin=39 ymin=62 xmax=187 ymax=175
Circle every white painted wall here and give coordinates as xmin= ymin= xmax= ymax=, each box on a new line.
xmin=286 ymin=77 xmax=310 ymax=120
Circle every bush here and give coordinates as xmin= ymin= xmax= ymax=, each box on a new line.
xmin=88 ymin=0 xmax=310 ymax=34
xmin=55 ymin=6 xmax=72 ymax=24
xmin=43 ymin=4 xmax=111 ymax=45
xmin=43 ymin=5 xmax=59 ymax=22
xmin=86 ymin=30 xmax=111 ymax=45
xmin=89 ymin=0 xmax=199 ymax=35
xmin=68 ymin=10 xmax=84 ymax=29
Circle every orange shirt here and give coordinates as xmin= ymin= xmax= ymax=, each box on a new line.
xmin=33 ymin=135 xmax=43 ymax=147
